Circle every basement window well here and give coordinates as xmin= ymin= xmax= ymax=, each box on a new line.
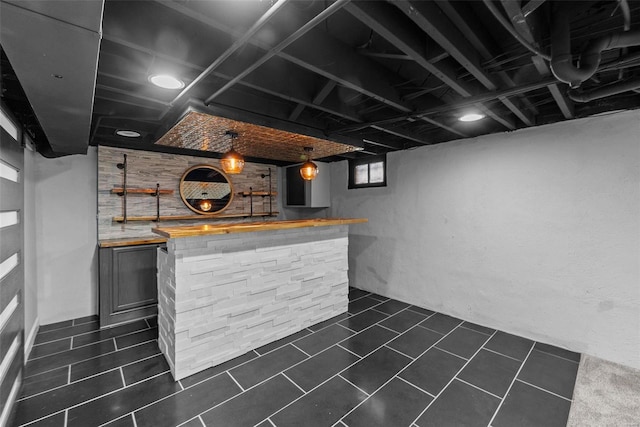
xmin=349 ymin=154 xmax=387 ymax=189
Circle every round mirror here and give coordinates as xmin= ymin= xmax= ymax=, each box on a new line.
xmin=179 ymin=165 xmax=234 ymax=215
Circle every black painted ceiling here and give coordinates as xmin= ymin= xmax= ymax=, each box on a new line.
xmin=2 ymin=0 xmax=640 ymax=161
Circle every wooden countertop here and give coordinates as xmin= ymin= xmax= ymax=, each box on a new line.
xmin=152 ymin=218 xmax=368 ymax=238
xmin=98 ymin=236 xmax=168 ymax=248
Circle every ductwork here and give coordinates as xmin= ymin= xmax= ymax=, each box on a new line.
xmin=568 ymin=78 xmax=640 ymax=102
xmin=550 ymin=1 xmax=640 ymax=88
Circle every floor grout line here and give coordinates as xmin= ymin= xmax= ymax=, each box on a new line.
xmin=198 ymin=415 xmax=206 ymax=426
xmin=407 ymin=330 xmax=498 ymax=427
xmin=63 ymin=409 xmax=68 ymax=427
xmin=226 ymin=371 xmax=245 ymax=392
xmin=455 ymin=377 xmax=503 ymax=400
xmin=482 ymin=346 xmax=523 ymax=362
xmin=516 ymin=378 xmax=573 ymax=402
xmin=433 ymin=346 xmax=469 ymax=361
xmin=338 ymin=374 xmax=370 ymax=397
xmin=119 ymin=367 xmax=126 ymax=387
xmin=336 ymin=318 xmax=470 ymax=425
xmin=290 ymin=343 xmax=311 ymax=357
xmin=336 ymin=343 xmax=363 ymax=359
xmin=132 ymin=412 xmax=138 ymax=427
xmin=395 ymin=375 xmax=436 ymax=398
xmin=281 ymin=372 xmax=306 ymax=394
xmin=486 ymin=342 xmax=536 ymax=426
xmin=532 ymin=346 xmax=581 ymax=365
xmin=383 ymin=344 xmax=415 ymax=360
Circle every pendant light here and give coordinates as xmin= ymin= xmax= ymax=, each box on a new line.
xmin=300 ymin=147 xmax=318 ymax=181
xmin=220 ymin=131 xmax=245 ymax=174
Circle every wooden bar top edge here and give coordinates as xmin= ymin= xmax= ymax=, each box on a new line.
xmin=151 ymin=218 xmax=368 ymax=238
xmin=99 ymin=236 xmax=168 ymax=248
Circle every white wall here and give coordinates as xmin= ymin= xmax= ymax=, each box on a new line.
xmin=331 ymin=110 xmax=640 ymax=369
xmin=23 ymin=142 xmax=39 ymax=352
xmin=35 ymin=147 xmax=98 ymax=324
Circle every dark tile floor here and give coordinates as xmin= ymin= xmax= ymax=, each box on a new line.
xmin=14 ymin=288 xmax=580 ymax=427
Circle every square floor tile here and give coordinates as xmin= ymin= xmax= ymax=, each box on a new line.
xmin=201 ymin=374 xmax=302 ymax=427
xmin=342 ymin=346 xmax=411 ymax=394
xmin=348 ymin=296 xmax=382 ymax=314
xmin=344 ymin=378 xmax=432 ymax=427
xmin=339 ymin=309 xmax=388 ymax=332
xmin=435 ymin=327 xmax=488 ymax=359
xmin=407 ymin=306 xmax=435 ymax=316
xmin=373 ymin=299 xmax=410 ymax=315
xmin=132 ymin=373 xmax=238 ymax=427
xmin=517 ymin=349 xmax=579 ymax=399
xmin=386 ymin=326 xmax=442 ymax=359
xmin=255 ymin=329 xmax=312 ymax=355
xmin=416 ymin=379 xmax=500 ymax=427
xmin=461 ymin=321 xmax=495 ymax=336
xmin=229 ymin=344 xmax=307 ymax=389
xmin=70 ymin=341 xmax=159 ymax=382
xmin=307 ymin=312 xmax=350 ymax=332
xmin=348 ymin=288 xmax=370 ymax=301
xmin=179 ymin=351 xmax=257 ymax=389
xmin=399 ymin=348 xmax=466 ymax=396
xmin=121 ymin=354 xmax=170 ymax=385
xmin=15 ymin=370 xmax=123 ymax=425
xmin=457 ymin=349 xmax=521 ymax=398
xmin=534 ymin=342 xmax=581 ymax=362
xmin=340 ymin=325 xmax=397 ymax=357
xmin=271 ymin=376 xmax=367 ymax=427
xmin=294 ymin=324 xmax=354 ymax=356
xmin=379 ymin=310 xmax=427 ymax=333
xmin=419 ymin=313 xmax=463 ymax=334
xmin=492 ymin=380 xmax=571 ymax=427
xmin=484 ymin=331 xmax=533 ymax=361
xmin=285 ymin=345 xmax=360 ymax=392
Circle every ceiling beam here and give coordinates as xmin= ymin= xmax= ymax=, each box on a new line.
xmin=204 ymin=0 xmax=350 ymax=104
xmin=385 ymin=0 xmax=525 ymax=129
xmin=436 ymin=0 xmax=538 ymax=121
xmin=333 ymin=76 xmax=558 ymax=133
xmin=345 ymin=1 xmax=515 ymax=132
xmin=157 ymin=0 xmax=414 ymax=114
xmin=289 ymin=80 xmax=337 ymax=121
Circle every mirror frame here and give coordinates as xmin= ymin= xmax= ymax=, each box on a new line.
xmin=179 ymin=164 xmax=235 ymax=215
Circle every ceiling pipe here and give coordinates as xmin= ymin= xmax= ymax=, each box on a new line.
xmin=550 ymin=1 xmax=640 ymax=88
xmin=567 ymin=78 xmax=640 ymax=102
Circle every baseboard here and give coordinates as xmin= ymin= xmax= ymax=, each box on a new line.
xmin=24 ymin=316 xmax=39 ymax=361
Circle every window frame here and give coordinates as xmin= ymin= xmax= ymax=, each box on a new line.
xmin=348 ymin=153 xmax=387 ymax=189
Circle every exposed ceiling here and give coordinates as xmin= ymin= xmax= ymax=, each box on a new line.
xmin=1 ymin=0 xmax=639 ymax=162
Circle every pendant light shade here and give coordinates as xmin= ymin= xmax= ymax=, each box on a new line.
xmin=300 ymin=147 xmax=318 ymax=180
xmin=220 ymin=131 xmax=244 ymax=174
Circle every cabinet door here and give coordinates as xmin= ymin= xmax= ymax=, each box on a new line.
xmin=111 ymin=246 xmax=158 ymax=312
xmin=99 ymin=244 xmax=159 ymax=327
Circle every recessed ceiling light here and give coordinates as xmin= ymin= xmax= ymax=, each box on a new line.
xmin=149 ymin=74 xmax=185 ymax=89
xmin=459 ymin=113 xmax=486 ymax=122
xmin=115 ymin=130 xmax=141 ymax=138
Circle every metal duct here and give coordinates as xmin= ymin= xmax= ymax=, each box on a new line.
xmin=568 ymin=78 xmax=640 ymax=102
xmin=550 ymin=2 xmax=640 ymax=88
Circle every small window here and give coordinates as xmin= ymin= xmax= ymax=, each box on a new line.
xmin=348 ymin=154 xmax=387 ymax=189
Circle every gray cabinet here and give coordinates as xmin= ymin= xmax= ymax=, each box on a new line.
xmin=99 ymin=243 xmax=163 ymax=327
xmin=284 ymin=161 xmax=330 ymax=208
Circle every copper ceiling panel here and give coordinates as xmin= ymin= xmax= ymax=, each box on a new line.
xmin=155 ymin=112 xmax=362 ymax=162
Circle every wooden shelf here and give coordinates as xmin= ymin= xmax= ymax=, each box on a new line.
xmin=237 ymin=191 xmax=277 ymax=197
xmin=111 ymin=188 xmax=174 ymax=196
xmin=112 ymin=212 xmax=279 ymax=222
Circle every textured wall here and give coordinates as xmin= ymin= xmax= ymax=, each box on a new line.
xmin=35 ymin=148 xmax=98 ymax=324
xmin=158 ymin=226 xmax=349 ymax=380
xmin=98 ymin=146 xmax=278 ymax=240
xmin=330 ymin=110 xmax=640 ymax=370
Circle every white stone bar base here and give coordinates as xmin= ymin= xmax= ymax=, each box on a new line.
xmin=157 ymin=225 xmax=350 ymax=381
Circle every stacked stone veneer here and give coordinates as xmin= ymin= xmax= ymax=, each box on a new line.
xmin=157 ymin=225 xmax=350 ymax=380
xmin=98 ymin=146 xmax=278 ymax=240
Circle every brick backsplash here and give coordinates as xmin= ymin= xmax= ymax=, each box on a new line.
xmin=98 ymin=146 xmax=279 ymax=240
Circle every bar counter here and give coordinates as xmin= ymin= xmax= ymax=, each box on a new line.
xmin=151 ymin=217 xmax=367 ymax=238
xmin=152 ymin=217 xmax=367 ymax=380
